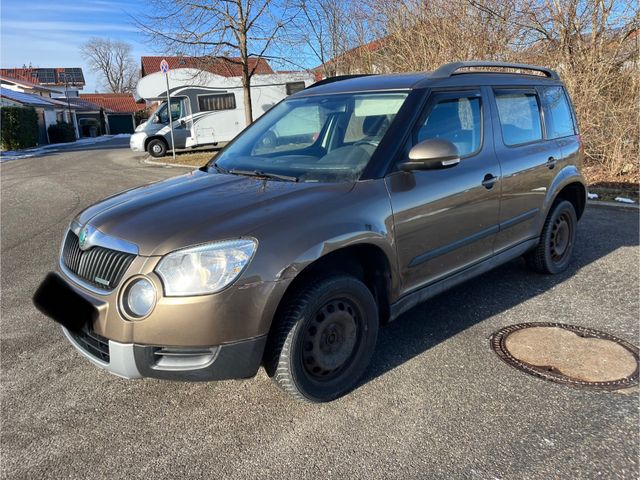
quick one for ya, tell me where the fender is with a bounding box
[541,164,587,227]
[279,227,401,301]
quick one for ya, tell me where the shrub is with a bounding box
[1,106,39,150]
[47,121,76,144]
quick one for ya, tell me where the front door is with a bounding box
[385,88,502,295]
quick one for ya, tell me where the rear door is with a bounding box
[490,88,559,252]
[385,88,502,294]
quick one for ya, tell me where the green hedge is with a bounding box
[1,106,38,150]
[48,122,76,144]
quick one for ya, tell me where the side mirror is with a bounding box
[399,139,460,171]
[179,119,186,128]
[153,114,161,124]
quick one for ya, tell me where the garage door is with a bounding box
[107,114,135,134]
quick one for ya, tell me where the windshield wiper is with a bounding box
[211,161,229,174]
[228,168,299,182]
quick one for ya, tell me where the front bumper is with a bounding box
[129,132,146,152]
[63,326,267,381]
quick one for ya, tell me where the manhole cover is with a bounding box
[490,323,639,390]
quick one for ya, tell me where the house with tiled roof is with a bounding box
[140,56,274,78]
[313,39,387,80]
[67,93,147,136]
[0,67,85,98]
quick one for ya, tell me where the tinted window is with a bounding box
[286,82,306,95]
[198,93,236,112]
[495,91,542,146]
[542,87,575,138]
[416,95,482,157]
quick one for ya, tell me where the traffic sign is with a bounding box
[160,59,169,74]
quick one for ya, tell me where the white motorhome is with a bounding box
[130,68,315,157]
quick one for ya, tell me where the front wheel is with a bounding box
[147,138,167,158]
[266,275,379,402]
[525,200,577,274]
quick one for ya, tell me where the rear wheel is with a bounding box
[266,275,379,402]
[525,200,577,274]
[147,138,167,158]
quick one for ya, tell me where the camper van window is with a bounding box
[156,99,183,124]
[286,82,306,95]
[198,93,236,112]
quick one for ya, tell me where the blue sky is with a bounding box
[1,0,152,92]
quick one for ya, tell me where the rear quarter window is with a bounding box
[542,86,576,139]
[494,91,543,146]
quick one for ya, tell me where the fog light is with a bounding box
[123,277,156,318]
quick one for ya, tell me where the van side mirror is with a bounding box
[179,119,186,128]
[153,114,161,124]
[399,139,460,171]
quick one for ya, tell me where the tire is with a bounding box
[147,138,167,158]
[265,275,379,403]
[525,200,577,274]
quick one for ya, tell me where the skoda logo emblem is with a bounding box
[79,227,89,250]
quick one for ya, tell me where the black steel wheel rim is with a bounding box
[550,212,573,262]
[301,297,362,381]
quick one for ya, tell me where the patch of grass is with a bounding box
[153,150,217,167]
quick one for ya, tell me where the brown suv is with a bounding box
[34,62,586,402]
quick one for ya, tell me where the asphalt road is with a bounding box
[1,138,638,479]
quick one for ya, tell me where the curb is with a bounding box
[143,158,198,169]
[587,200,639,211]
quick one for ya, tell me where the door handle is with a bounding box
[547,156,557,169]
[482,174,498,189]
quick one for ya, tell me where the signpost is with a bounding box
[160,59,177,162]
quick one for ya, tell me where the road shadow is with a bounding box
[362,207,640,385]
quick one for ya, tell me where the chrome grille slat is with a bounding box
[61,230,135,291]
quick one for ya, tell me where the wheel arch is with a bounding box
[144,135,168,152]
[274,243,395,326]
[543,166,587,223]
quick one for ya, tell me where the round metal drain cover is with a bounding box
[491,323,639,390]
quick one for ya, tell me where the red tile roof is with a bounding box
[0,67,85,87]
[79,93,146,113]
[140,56,274,77]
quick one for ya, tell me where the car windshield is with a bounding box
[210,92,408,182]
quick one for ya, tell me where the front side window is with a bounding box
[213,92,408,182]
[542,86,575,139]
[198,93,236,112]
[156,99,183,123]
[415,94,482,157]
[494,91,543,146]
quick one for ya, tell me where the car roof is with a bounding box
[295,62,563,97]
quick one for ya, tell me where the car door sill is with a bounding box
[390,238,538,321]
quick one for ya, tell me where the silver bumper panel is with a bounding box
[63,327,142,379]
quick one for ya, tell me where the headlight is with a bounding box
[122,277,156,318]
[156,239,257,296]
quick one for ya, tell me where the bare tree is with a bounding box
[140,0,292,124]
[81,38,139,93]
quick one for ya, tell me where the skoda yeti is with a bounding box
[34,62,586,402]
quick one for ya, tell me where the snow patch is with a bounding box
[0,134,130,163]
[614,197,635,204]
[587,192,599,200]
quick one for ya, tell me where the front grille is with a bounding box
[69,327,110,363]
[61,230,135,290]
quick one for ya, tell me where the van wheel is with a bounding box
[525,200,577,274]
[266,275,378,403]
[147,139,167,158]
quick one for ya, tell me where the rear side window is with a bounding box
[198,93,236,112]
[542,87,575,139]
[416,95,482,157]
[286,82,306,95]
[494,91,542,146]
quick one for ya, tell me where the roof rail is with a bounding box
[430,61,559,80]
[306,74,373,89]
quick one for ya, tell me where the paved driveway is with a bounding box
[1,139,638,479]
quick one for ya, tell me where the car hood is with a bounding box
[76,169,354,256]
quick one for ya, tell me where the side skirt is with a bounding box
[389,238,538,322]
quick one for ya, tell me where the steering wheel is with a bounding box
[353,140,379,148]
